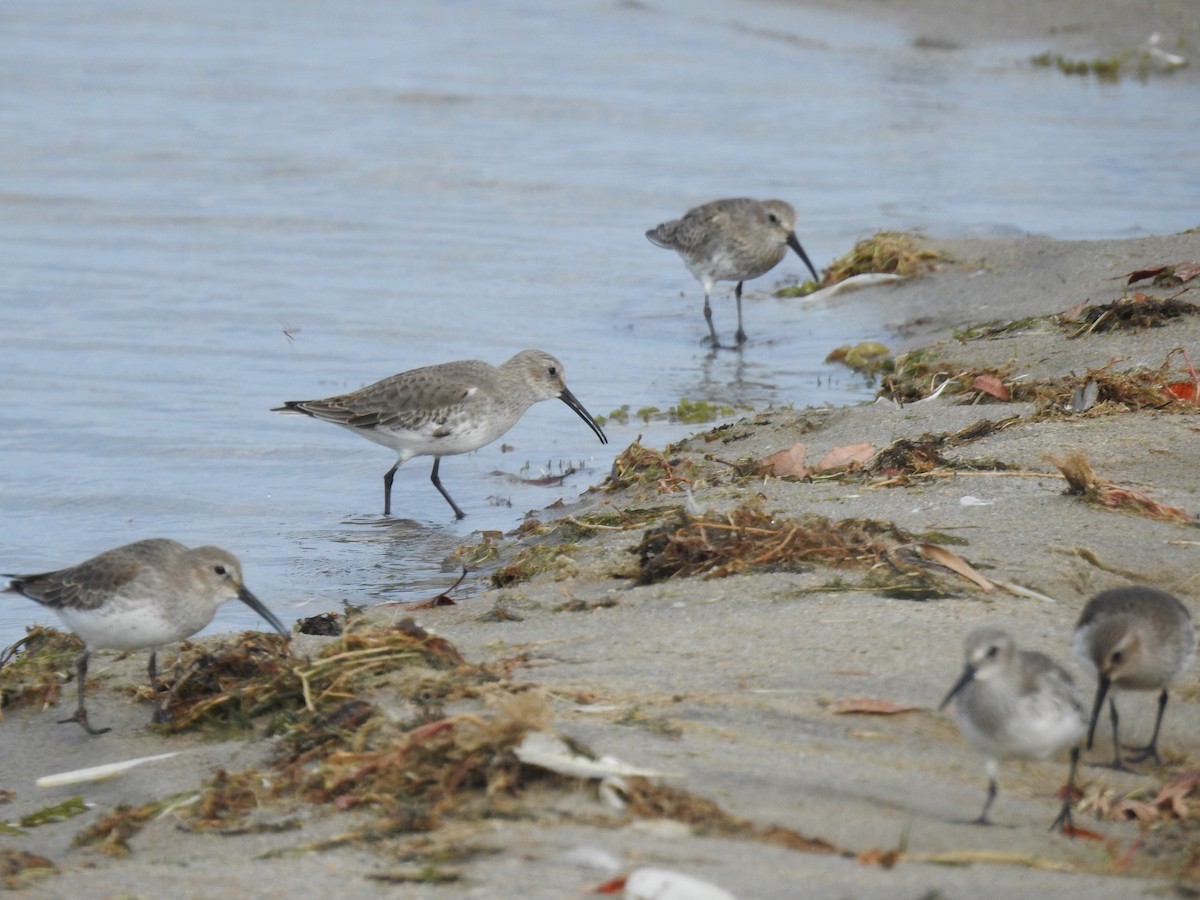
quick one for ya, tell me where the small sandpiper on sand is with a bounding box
[1072,585,1196,769]
[5,538,289,734]
[275,349,607,519]
[940,628,1086,831]
[646,197,820,348]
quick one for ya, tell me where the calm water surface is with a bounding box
[2,0,1197,645]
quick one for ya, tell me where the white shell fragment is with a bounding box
[959,495,994,507]
[513,731,674,780]
[797,272,904,303]
[625,867,739,900]
[36,752,179,788]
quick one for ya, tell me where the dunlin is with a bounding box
[940,628,1086,830]
[274,349,608,519]
[646,198,820,347]
[1072,585,1196,769]
[4,539,289,735]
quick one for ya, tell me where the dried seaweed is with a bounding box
[1046,451,1196,524]
[630,504,911,584]
[0,626,83,715]
[821,231,944,284]
[0,849,57,889]
[1064,294,1198,338]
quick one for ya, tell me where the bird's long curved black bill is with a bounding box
[787,233,820,284]
[1085,675,1111,750]
[559,387,608,445]
[939,665,975,711]
[238,585,290,638]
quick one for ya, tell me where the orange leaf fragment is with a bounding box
[971,374,1010,401]
[830,698,920,716]
[1060,822,1105,841]
[1165,381,1198,401]
[816,443,875,471]
[856,848,902,868]
[759,442,810,478]
[917,543,995,592]
[1154,771,1200,819]
[589,875,627,894]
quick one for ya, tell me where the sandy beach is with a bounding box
[2,1,1199,897]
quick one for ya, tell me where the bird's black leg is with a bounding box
[702,292,722,348]
[734,281,747,345]
[383,463,399,516]
[1050,746,1081,833]
[430,458,466,520]
[1102,696,1131,771]
[1123,689,1168,765]
[59,649,110,735]
[969,778,998,826]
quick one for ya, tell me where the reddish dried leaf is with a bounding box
[1060,822,1106,841]
[1112,799,1158,823]
[971,374,1010,401]
[1126,261,1200,285]
[1176,262,1200,283]
[857,848,901,868]
[830,698,920,716]
[1165,381,1198,401]
[759,443,809,478]
[1125,264,1170,285]
[589,875,627,894]
[917,543,995,592]
[816,443,875,471]
[1154,771,1200,819]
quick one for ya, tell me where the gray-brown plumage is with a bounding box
[274,349,607,519]
[940,628,1086,830]
[646,198,820,347]
[1072,585,1196,769]
[5,539,289,734]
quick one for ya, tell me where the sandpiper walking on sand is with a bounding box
[1072,585,1196,770]
[940,628,1087,831]
[4,539,289,734]
[646,198,820,348]
[275,349,608,519]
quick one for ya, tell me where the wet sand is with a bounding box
[5,236,1198,900]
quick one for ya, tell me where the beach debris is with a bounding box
[758,442,810,478]
[0,849,57,889]
[914,543,994,591]
[513,730,674,781]
[36,753,179,789]
[622,867,739,900]
[3,796,88,832]
[296,612,342,636]
[1122,261,1200,287]
[784,272,904,302]
[630,504,903,584]
[757,442,875,479]
[829,698,920,716]
[1046,451,1196,524]
[1063,293,1198,338]
[819,231,944,285]
[826,341,893,376]
[0,625,83,716]
[603,441,695,495]
[971,374,1010,401]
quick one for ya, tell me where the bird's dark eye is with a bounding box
[1110,650,1123,666]
[214,565,228,576]
[986,645,999,658]
[767,213,780,224]
[548,366,558,376]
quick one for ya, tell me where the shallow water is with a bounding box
[2,0,1197,646]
